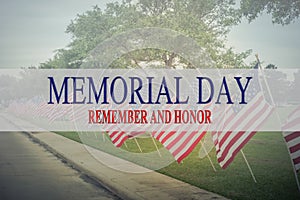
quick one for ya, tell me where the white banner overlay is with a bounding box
[0,68,299,132]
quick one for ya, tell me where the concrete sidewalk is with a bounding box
[2,114,227,200]
[29,132,227,200]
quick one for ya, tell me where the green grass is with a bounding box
[55,131,300,200]
[55,131,82,143]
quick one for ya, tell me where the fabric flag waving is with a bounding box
[152,103,212,163]
[100,103,132,148]
[105,102,150,148]
[108,131,129,147]
[282,105,300,172]
[152,129,207,163]
[213,65,274,169]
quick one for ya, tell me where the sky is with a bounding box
[227,14,300,68]
[0,0,299,69]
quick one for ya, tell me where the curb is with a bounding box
[2,114,228,200]
[23,131,128,200]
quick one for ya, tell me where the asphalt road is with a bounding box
[0,131,120,200]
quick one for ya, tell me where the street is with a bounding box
[0,131,120,200]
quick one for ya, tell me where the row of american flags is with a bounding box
[104,65,299,173]
[5,67,300,173]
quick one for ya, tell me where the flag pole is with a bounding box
[234,62,258,182]
[102,132,106,142]
[255,54,278,118]
[134,137,143,152]
[149,132,162,157]
[124,140,129,149]
[200,140,217,172]
[255,54,276,108]
[241,150,257,183]
[255,54,300,191]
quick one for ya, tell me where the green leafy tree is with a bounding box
[41,0,252,69]
[265,64,277,69]
[240,0,300,25]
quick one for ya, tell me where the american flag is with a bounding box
[150,80,221,163]
[53,94,77,121]
[282,106,300,172]
[152,128,207,163]
[105,76,158,148]
[93,102,126,147]
[213,66,274,169]
[108,130,129,147]
[103,102,149,148]
[152,102,212,163]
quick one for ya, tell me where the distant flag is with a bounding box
[102,101,149,148]
[105,85,158,148]
[152,129,207,163]
[152,103,213,163]
[213,64,274,169]
[108,130,129,147]
[282,106,300,172]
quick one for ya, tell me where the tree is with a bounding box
[263,66,290,105]
[240,0,300,25]
[41,0,251,69]
[265,64,277,69]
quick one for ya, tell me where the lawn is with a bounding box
[55,131,300,200]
